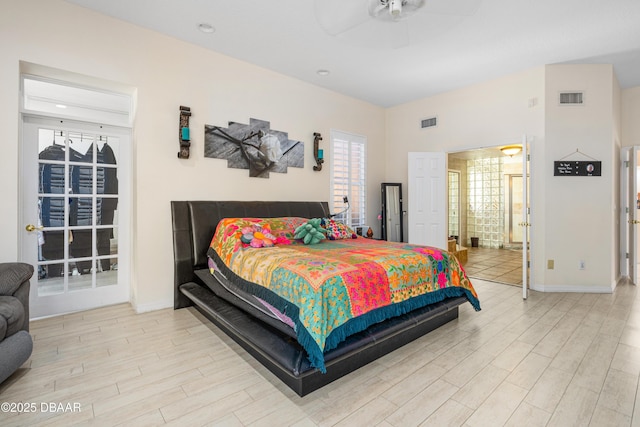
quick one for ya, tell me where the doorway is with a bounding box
[448,147,528,287]
[20,75,132,318]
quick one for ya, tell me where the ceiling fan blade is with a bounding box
[421,0,482,16]
[368,0,427,23]
[368,3,387,18]
[403,0,426,14]
[314,0,371,36]
[315,0,480,50]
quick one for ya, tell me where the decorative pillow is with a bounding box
[211,217,306,258]
[239,224,277,248]
[321,218,357,240]
[294,218,327,245]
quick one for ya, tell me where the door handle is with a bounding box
[25,224,43,232]
[629,220,640,225]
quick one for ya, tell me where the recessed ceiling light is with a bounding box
[55,104,67,109]
[198,23,215,34]
[317,69,330,76]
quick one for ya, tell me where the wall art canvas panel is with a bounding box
[204,118,304,178]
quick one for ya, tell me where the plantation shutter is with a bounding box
[330,130,366,228]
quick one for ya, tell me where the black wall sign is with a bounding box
[554,161,601,176]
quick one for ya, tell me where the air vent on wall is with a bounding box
[559,91,584,105]
[421,116,437,129]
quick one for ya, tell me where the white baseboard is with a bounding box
[530,283,613,293]
[132,298,173,314]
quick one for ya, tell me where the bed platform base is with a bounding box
[172,200,467,397]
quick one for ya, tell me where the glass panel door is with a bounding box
[509,175,523,244]
[23,116,129,317]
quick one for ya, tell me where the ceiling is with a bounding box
[449,147,508,160]
[65,0,640,108]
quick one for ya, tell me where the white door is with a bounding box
[623,146,640,284]
[631,147,638,285]
[21,116,130,318]
[408,152,447,249]
[620,148,629,280]
[509,175,524,244]
[521,136,530,299]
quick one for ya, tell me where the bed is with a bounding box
[172,200,479,396]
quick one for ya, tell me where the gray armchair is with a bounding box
[0,262,33,384]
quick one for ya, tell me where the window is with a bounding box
[330,130,366,227]
[22,76,133,127]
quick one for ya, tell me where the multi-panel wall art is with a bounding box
[204,118,304,178]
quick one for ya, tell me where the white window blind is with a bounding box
[330,130,366,227]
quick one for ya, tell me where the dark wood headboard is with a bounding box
[171,201,330,309]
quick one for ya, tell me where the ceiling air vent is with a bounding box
[421,116,437,129]
[559,91,584,105]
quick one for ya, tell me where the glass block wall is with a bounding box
[467,157,505,248]
[448,171,460,242]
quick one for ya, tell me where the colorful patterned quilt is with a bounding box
[208,217,480,372]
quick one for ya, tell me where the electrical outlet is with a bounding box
[547,259,554,269]
[579,260,585,270]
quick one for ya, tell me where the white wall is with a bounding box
[622,86,640,146]
[0,0,385,312]
[543,64,617,291]
[387,63,623,291]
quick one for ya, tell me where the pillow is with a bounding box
[211,217,306,257]
[239,224,277,248]
[321,218,357,240]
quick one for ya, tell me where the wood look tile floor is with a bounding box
[2,279,640,426]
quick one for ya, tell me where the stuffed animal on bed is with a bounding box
[294,218,327,245]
